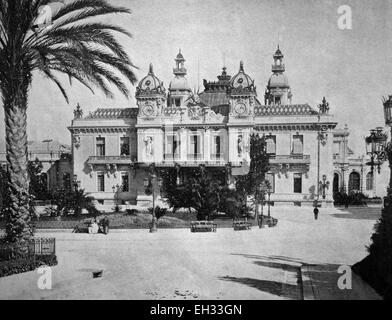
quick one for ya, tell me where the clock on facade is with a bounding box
[234,103,246,115]
[142,104,155,117]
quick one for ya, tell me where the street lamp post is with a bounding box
[144,164,162,233]
[319,174,330,200]
[267,186,272,218]
[365,127,387,174]
[316,97,329,206]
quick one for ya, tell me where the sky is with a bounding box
[1,0,392,154]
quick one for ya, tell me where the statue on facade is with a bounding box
[144,136,153,158]
[237,135,244,157]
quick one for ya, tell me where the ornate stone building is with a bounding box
[332,125,388,198]
[69,48,338,211]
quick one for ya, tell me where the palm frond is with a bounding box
[52,0,130,21]
[52,6,132,30]
[41,68,69,103]
[36,24,133,62]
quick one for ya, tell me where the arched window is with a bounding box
[333,173,340,194]
[348,172,360,192]
[366,172,374,191]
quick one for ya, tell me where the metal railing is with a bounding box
[87,156,134,164]
[269,154,311,163]
[0,238,56,260]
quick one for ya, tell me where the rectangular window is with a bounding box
[175,98,181,107]
[97,172,105,192]
[121,173,129,192]
[293,173,302,193]
[120,137,130,156]
[212,135,221,159]
[292,135,303,155]
[188,134,201,160]
[266,136,276,155]
[165,134,180,160]
[96,137,105,156]
[266,173,275,193]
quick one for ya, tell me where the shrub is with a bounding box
[148,206,168,220]
[362,204,392,298]
[125,209,138,216]
[52,188,99,216]
[0,255,57,278]
[333,190,368,206]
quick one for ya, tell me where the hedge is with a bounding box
[0,255,57,278]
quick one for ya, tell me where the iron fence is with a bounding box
[0,238,56,261]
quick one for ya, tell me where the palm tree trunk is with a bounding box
[3,85,32,242]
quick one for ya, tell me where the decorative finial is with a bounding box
[319,96,329,114]
[149,63,154,74]
[240,61,244,72]
[73,103,83,119]
[222,66,227,76]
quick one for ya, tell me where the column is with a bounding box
[204,127,211,162]
[179,128,187,161]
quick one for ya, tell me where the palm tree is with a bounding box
[0,0,137,242]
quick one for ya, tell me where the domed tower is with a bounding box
[229,61,257,117]
[168,49,192,107]
[265,46,292,105]
[136,63,166,118]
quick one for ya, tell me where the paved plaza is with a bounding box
[0,206,382,300]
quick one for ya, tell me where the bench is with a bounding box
[190,221,217,233]
[233,220,252,231]
[259,216,278,228]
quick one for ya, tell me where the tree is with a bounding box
[190,166,222,220]
[160,166,223,220]
[0,164,9,218]
[28,158,49,200]
[235,133,270,218]
[0,0,137,242]
[51,187,99,216]
[160,168,193,214]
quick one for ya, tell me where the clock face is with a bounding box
[234,103,246,115]
[142,104,154,117]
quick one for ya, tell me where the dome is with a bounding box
[268,73,289,88]
[230,61,254,89]
[169,76,191,91]
[137,64,165,92]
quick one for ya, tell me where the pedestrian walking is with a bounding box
[313,207,319,220]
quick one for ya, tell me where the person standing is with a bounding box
[313,207,319,220]
[102,215,109,235]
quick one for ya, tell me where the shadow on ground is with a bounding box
[332,207,381,221]
[219,276,300,299]
[219,254,304,299]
